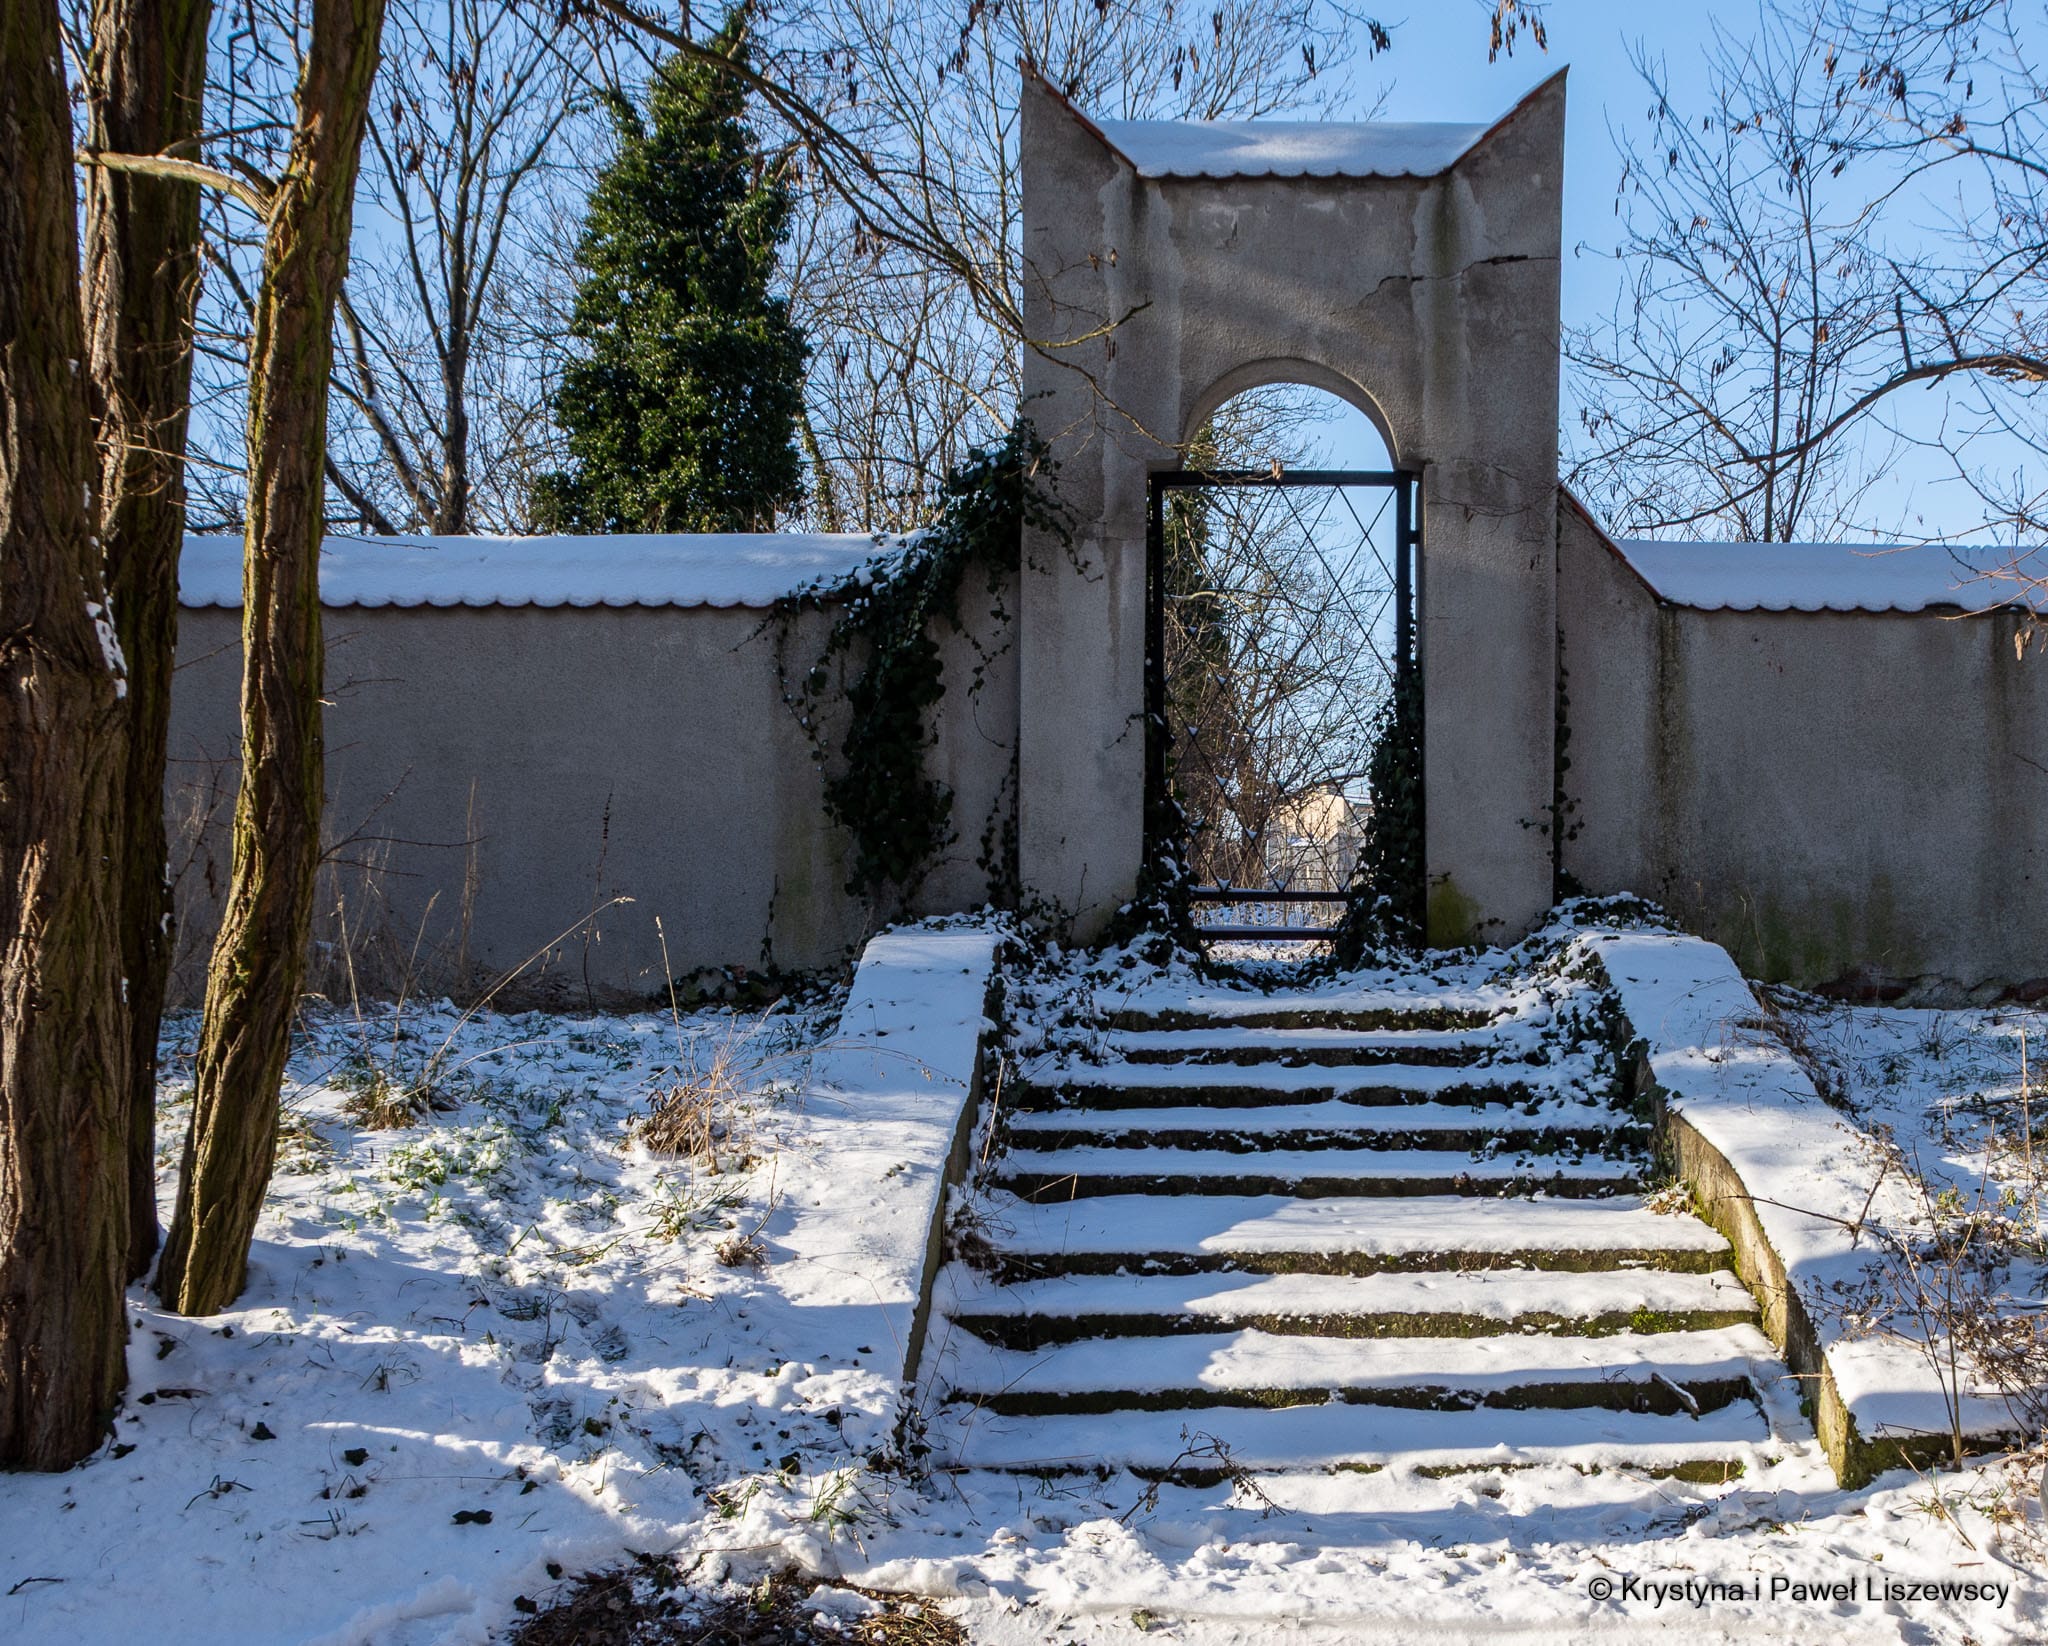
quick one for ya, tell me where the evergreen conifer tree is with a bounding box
[538,6,806,531]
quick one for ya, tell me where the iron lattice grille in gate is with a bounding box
[1145,467,1420,941]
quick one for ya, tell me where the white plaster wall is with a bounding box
[1559,500,2048,995]
[165,589,1019,1006]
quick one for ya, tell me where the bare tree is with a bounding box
[158,0,387,1317]
[328,0,581,533]
[1834,0,2048,536]
[1569,0,2048,544]
[80,0,214,1281]
[0,0,132,1467]
[773,0,1377,528]
[1567,6,1903,540]
[1162,390,1392,894]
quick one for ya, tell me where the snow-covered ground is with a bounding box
[0,933,2043,1646]
[1774,992,2048,1437]
[0,985,964,1645]
[1775,993,2048,1252]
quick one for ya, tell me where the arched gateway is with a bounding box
[1017,68,1566,945]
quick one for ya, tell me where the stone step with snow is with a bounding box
[1106,1003,1505,1033]
[1005,1095,1628,1135]
[1102,979,1519,1032]
[941,1324,1783,1416]
[926,1397,1777,1479]
[928,946,1811,1486]
[1002,1096,1647,1155]
[1014,1060,1586,1109]
[992,1141,1644,1199]
[963,1192,1733,1276]
[1104,1024,1529,1068]
[935,1266,1759,1348]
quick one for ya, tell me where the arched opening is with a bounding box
[1146,382,1423,941]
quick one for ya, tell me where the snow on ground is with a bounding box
[0,972,980,1646]
[2,927,2045,1645]
[1773,992,2048,1426]
[1774,994,2048,1248]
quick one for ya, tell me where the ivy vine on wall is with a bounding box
[781,423,1071,902]
[1330,668,1426,964]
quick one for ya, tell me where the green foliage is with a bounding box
[1331,668,1425,963]
[787,423,1070,900]
[536,6,807,531]
[1552,626,1585,901]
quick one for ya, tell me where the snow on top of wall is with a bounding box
[1093,117,1490,179]
[179,531,909,610]
[1614,536,2048,614]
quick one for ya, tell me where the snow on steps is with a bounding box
[935,1266,1759,1346]
[924,959,1810,1486]
[993,1142,1644,1199]
[1104,1023,1531,1066]
[1003,1094,1636,1140]
[929,1396,1776,1480]
[943,1323,1782,1410]
[1017,1058,1587,1106]
[1100,979,1515,1030]
[970,1190,1734,1274]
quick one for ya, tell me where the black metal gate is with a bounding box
[1145,467,1420,943]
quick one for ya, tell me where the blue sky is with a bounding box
[1302,1,1980,534]
[1371,0,1723,282]
[1291,2,1723,482]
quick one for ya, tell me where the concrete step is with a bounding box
[1106,1025,1523,1068]
[992,1142,1644,1200]
[942,1324,1781,1417]
[1106,1003,1506,1034]
[1102,982,1515,1034]
[1002,1096,1646,1156]
[959,1192,1733,1278]
[928,1460,1796,1527]
[1013,1062,1575,1111]
[925,1397,1774,1480]
[936,1265,1759,1349]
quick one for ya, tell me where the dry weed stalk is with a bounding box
[639,1016,765,1164]
[636,917,850,1166]
[340,895,634,1131]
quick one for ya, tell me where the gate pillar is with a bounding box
[1017,68,1565,945]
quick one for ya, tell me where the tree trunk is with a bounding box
[0,0,133,1467]
[83,0,213,1283]
[156,0,386,1317]
[436,325,470,534]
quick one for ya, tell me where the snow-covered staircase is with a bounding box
[920,965,1808,1486]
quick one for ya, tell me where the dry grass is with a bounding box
[716,1231,767,1268]
[638,1018,763,1165]
[339,1068,437,1131]
[502,1563,964,1646]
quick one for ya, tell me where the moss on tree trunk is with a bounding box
[156,0,386,1318]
